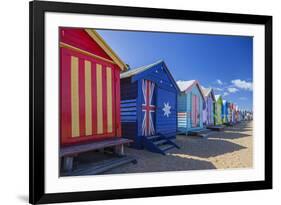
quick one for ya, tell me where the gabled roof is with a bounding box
[215,95,223,102]
[120,60,163,79]
[85,29,128,71]
[202,87,211,96]
[202,87,215,101]
[120,60,180,92]
[176,80,205,99]
[177,80,195,92]
[223,100,230,107]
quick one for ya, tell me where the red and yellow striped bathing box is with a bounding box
[60,28,127,145]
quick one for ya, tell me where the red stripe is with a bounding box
[60,45,119,144]
[194,96,196,126]
[192,95,196,127]
[146,80,150,135]
[60,48,72,143]
[102,65,108,134]
[194,95,197,126]
[195,96,198,125]
[114,67,121,137]
[91,63,97,135]
[78,59,85,137]
[191,95,193,126]
[195,95,199,126]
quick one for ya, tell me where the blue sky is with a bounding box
[97,29,253,111]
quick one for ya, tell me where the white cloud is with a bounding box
[231,79,253,91]
[223,92,229,97]
[214,87,223,91]
[216,79,223,85]
[227,87,239,93]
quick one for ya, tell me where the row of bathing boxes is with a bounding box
[59,28,251,174]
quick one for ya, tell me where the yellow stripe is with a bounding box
[84,29,127,71]
[96,64,103,134]
[85,60,92,136]
[106,67,113,133]
[71,56,80,137]
[60,42,116,65]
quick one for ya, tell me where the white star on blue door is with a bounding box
[162,102,171,117]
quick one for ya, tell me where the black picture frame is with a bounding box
[29,0,272,204]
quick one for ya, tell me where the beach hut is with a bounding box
[242,110,250,121]
[120,60,180,154]
[202,87,215,126]
[214,95,223,125]
[235,105,240,122]
[231,103,237,124]
[245,111,253,121]
[238,109,243,122]
[227,102,234,125]
[177,80,207,136]
[222,100,229,124]
[59,28,136,172]
[240,109,244,122]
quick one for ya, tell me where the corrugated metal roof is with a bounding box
[202,87,212,97]
[215,95,222,101]
[120,60,163,79]
[176,80,195,92]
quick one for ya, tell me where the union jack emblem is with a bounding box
[141,80,155,136]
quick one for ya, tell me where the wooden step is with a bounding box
[146,135,161,141]
[66,156,137,176]
[142,134,179,155]
[153,139,168,146]
[159,144,175,152]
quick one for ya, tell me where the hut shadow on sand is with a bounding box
[228,128,252,132]
[173,136,247,158]
[206,131,251,140]
[62,146,216,175]
[104,153,216,174]
[207,121,253,140]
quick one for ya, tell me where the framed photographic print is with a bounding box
[29,0,272,204]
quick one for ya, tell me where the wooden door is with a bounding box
[192,94,200,127]
[156,88,177,138]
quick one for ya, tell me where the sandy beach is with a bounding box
[105,121,253,174]
[62,121,253,176]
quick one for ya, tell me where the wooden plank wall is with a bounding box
[120,77,138,141]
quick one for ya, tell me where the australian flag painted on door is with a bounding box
[141,80,156,136]
[120,60,180,148]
